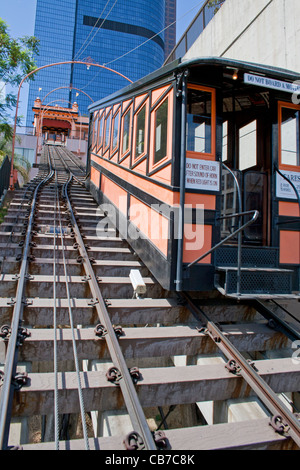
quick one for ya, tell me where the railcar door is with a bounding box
[221,89,271,246]
[276,101,300,269]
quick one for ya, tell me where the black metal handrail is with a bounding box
[186,209,259,269]
[186,162,259,296]
[164,0,226,64]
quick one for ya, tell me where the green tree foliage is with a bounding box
[0,135,31,184]
[208,0,225,14]
[0,17,39,141]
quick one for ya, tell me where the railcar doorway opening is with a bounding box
[220,86,271,246]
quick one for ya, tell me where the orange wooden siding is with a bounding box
[101,174,127,215]
[279,201,300,217]
[183,224,212,264]
[185,193,216,210]
[90,166,100,188]
[92,156,179,206]
[129,195,169,256]
[280,231,300,264]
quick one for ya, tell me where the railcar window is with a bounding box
[239,120,257,170]
[154,97,168,165]
[187,89,212,154]
[135,105,146,158]
[281,107,299,166]
[222,121,228,162]
[122,108,131,155]
[92,113,98,149]
[97,114,103,149]
[112,111,120,151]
[104,112,112,150]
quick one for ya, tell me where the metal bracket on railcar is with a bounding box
[175,69,189,98]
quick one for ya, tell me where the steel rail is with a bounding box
[182,293,300,448]
[45,145,61,449]
[50,145,85,177]
[0,164,54,449]
[57,173,90,450]
[3,173,45,253]
[52,165,60,450]
[0,179,39,277]
[60,148,85,174]
[49,145,90,448]
[62,173,156,450]
[249,299,300,343]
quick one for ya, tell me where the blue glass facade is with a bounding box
[26,0,170,126]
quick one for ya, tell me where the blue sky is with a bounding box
[1,0,205,39]
[1,0,205,121]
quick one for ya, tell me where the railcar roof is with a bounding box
[88,56,300,113]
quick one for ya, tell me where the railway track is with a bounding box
[0,144,299,451]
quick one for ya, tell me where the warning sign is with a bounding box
[185,158,220,192]
[276,170,300,200]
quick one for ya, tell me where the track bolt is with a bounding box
[123,431,144,451]
[153,430,168,449]
[12,372,29,390]
[129,367,141,384]
[0,325,11,340]
[94,324,107,337]
[106,367,122,384]
[113,325,124,338]
[269,415,289,435]
[225,359,240,375]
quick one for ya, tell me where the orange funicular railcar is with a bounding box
[87,58,300,299]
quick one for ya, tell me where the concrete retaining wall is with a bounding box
[184,0,300,73]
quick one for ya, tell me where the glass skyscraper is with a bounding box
[26,0,176,126]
